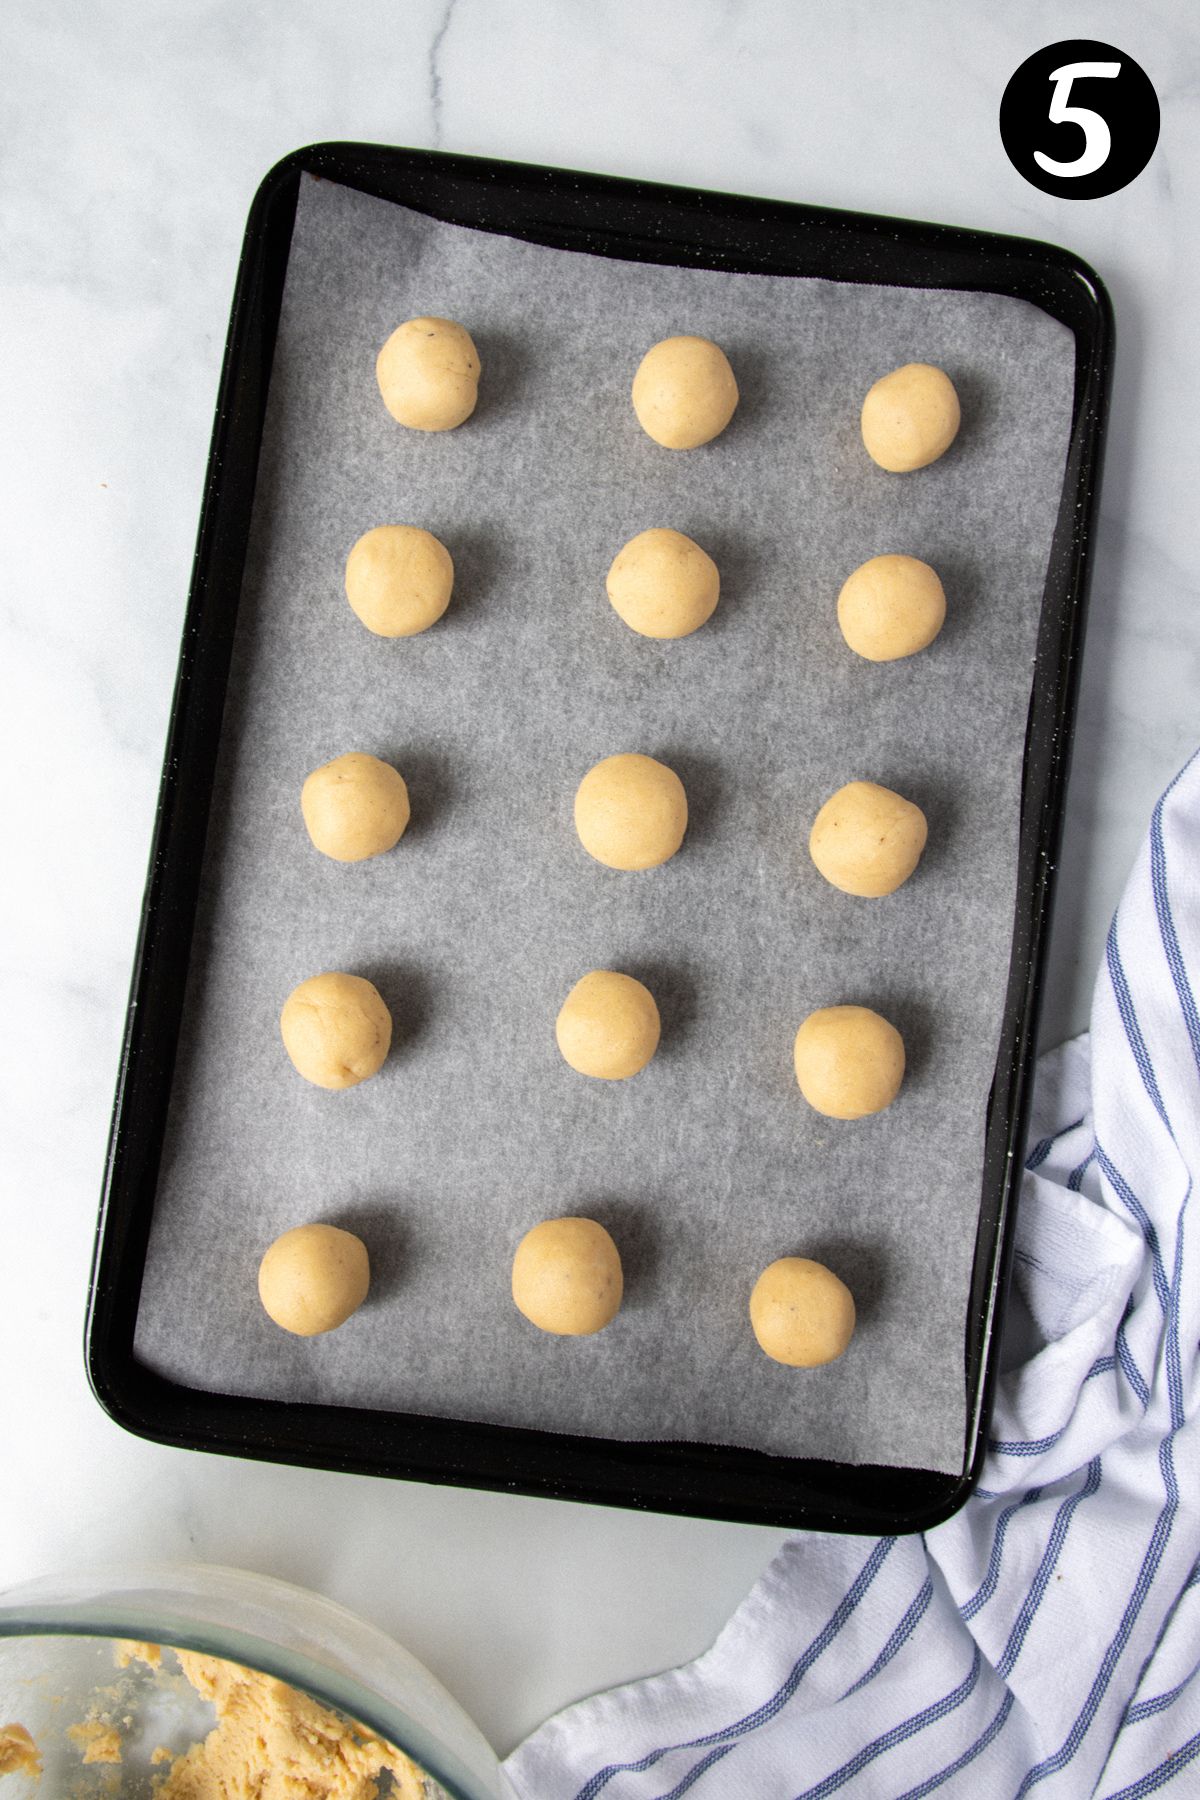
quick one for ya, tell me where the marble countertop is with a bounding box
[3,0,1197,1761]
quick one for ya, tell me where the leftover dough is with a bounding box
[837,554,946,662]
[809,779,928,897]
[511,1217,624,1335]
[860,361,960,472]
[35,1643,432,1799]
[605,527,720,639]
[750,1257,857,1366]
[0,1724,40,1779]
[556,970,661,1079]
[149,1646,424,1799]
[375,315,480,431]
[631,335,739,449]
[301,752,411,862]
[67,1718,122,1764]
[793,1004,905,1119]
[574,752,688,870]
[344,525,453,638]
[258,1223,371,1336]
[280,972,392,1090]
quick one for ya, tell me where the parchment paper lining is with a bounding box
[133,177,1075,1475]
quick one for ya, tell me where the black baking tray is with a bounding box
[85,142,1112,1533]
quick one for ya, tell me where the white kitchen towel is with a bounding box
[503,748,1200,1800]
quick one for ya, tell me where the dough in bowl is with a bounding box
[511,1217,623,1335]
[750,1257,856,1366]
[0,1726,39,1779]
[606,528,720,639]
[631,335,739,449]
[860,361,960,472]
[280,972,392,1090]
[793,1004,905,1119]
[375,315,480,430]
[837,554,946,662]
[809,779,928,897]
[258,1223,370,1336]
[574,753,688,870]
[344,525,453,637]
[556,970,661,1079]
[301,753,410,862]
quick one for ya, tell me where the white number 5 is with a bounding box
[1034,61,1122,176]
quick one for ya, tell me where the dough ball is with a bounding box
[631,335,738,449]
[860,362,960,472]
[280,972,392,1090]
[301,753,410,862]
[556,970,661,1080]
[375,316,480,431]
[750,1257,856,1366]
[793,1004,905,1120]
[809,780,927,898]
[574,753,688,871]
[606,528,720,639]
[511,1217,623,1336]
[837,554,946,662]
[344,525,453,638]
[258,1223,370,1336]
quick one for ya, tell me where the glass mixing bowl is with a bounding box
[0,1561,503,1798]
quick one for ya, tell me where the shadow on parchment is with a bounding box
[325,1200,410,1311]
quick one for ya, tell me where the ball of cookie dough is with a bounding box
[809,780,928,898]
[574,753,688,871]
[376,316,481,431]
[837,554,946,662]
[344,525,453,638]
[606,528,720,639]
[556,970,661,1080]
[631,335,739,449]
[750,1257,856,1366]
[280,972,392,1091]
[793,1004,905,1120]
[301,753,411,863]
[258,1223,371,1337]
[861,362,960,473]
[511,1217,623,1336]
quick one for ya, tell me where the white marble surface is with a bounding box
[2,0,1198,1761]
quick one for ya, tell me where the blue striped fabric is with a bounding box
[1126,1662,1200,1727]
[841,1577,933,1698]
[503,751,1200,1799]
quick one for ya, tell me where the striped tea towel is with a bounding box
[503,749,1200,1799]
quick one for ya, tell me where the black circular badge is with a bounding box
[1000,41,1159,199]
